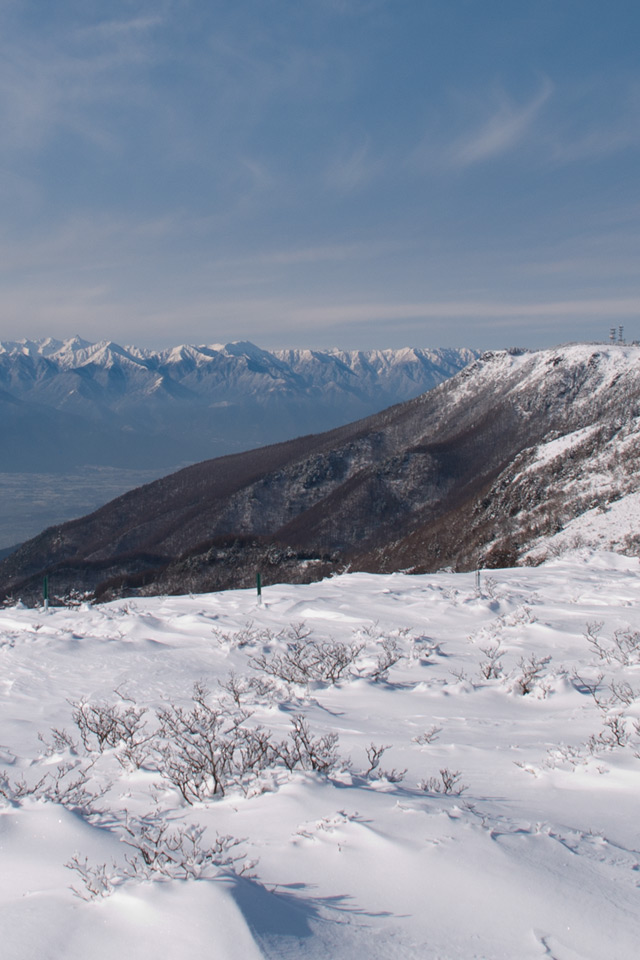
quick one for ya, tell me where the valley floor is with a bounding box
[0,467,175,549]
[1,551,639,959]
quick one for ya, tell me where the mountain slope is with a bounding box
[3,343,640,603]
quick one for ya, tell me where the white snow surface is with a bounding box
[529,491,640,559]
[523,425,602,471]
[2,553,640,959]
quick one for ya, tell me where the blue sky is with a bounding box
[0,0,638,349]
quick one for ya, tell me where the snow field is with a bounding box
[1,552,640,958]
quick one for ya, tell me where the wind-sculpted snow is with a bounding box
[1,552,640,958]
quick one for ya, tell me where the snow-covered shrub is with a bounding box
[120,817,250,882]
[584,621,640,666]
[482,576,499,599]
[66,816,251,900]
[360,742,406,782]
[52,590,94,608]
[595,713,630,749]
[52,681,347,808]
[368,637,405,682]
[0,770,47,804]
[511,654,551,696]
[65,856,117,900]
[478,642,504,680]
[418,768,467,796]
[573,668,640,757]
[213,620,278,649]
[542,743,587,770]
[71,698,151,767]
[154,683,276,802]
[0,759,107,815]
[155,686,344,801]
[250,638,364,684]
[363,742,389,776]
[412,726,442,746]
[276,715,340,774]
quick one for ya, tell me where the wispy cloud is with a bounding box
[206,19,353,112]
[212,239,401,269]
[315,0,391,16]
[550,127,636,163]
[409,78,555,174]
[535,76,640,165]
[77,16,165,41]
[324,136,382,193]
[2,282,639,349]
[293,296,640,325]
[0,212,396,279]
[410,74,640,175]
[0,213,170,273]
[449,79,553,167]
[0,12,163,155]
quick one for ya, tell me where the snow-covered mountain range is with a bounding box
[3,341,640,603]
[0,337,477,470]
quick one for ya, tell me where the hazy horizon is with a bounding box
[0,332,633,354]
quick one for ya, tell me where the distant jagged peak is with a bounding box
[154,342,290,372]
[158,343,226,364]
[0,336,481,395]
[0,336,88,358]
[59,334,93,352]
[47,339,150,371]
[324,345,481,369]
[0,335,480,367]
[149,341,291,368]
[40,335,93,357]
[220,340,279,361]
[0,335,132,366]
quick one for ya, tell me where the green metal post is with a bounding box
[43,575,49,611]
[256,571,262,601]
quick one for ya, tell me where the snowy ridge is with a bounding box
[366,342,640,569]
[449,344,640,563]
[1,553,640,958]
